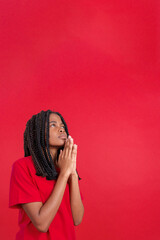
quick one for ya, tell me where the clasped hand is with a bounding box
[57,136,77,178]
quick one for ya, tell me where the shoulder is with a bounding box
[12,156,36,175]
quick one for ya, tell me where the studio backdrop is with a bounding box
[0,1,160,239]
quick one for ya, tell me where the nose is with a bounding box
[59,127,65,133]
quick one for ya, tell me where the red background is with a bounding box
[0,1,160,239]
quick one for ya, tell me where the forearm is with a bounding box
[23,172,69,232]
[38,173,69,231]
[69,173,84,226]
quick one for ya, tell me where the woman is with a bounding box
[9,109,84,240]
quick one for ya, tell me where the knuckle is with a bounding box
[72,151,77,156]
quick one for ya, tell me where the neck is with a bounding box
[49,148,60,172]
[49,148,58,162]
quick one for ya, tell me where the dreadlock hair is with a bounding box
[24,109,81,180]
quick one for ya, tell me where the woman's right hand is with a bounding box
[57,136,77,178]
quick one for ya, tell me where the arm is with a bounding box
[69,173,84,226]
[22,137,74,233]
[68,137,84,225]
[22,172,69,233]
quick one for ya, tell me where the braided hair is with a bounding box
[24,110,70,180]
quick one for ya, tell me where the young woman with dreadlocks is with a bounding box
[9,110,84,240]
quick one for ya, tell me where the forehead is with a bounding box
[49,113,63,123]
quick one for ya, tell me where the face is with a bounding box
[48,113,67,148]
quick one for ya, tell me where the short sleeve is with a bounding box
[9,161,42,209]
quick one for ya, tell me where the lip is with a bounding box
[58,134,67,139]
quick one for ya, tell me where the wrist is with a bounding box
[59,170,70,180]
[69,172,78,180]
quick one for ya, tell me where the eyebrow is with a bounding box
[49,121,64,125]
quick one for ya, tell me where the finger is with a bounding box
[71,144,77,160]
[69,135,74,144]
[59,148,64,158]
[62,138,69,156]
[64,138,69,149]
[68,136,74,156]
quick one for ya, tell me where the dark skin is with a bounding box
[22,113,84,232]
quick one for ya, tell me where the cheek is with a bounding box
[49,130,56,140]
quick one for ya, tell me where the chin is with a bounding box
[50,143,65,148]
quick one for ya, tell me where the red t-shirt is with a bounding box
[9,156,82,240]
